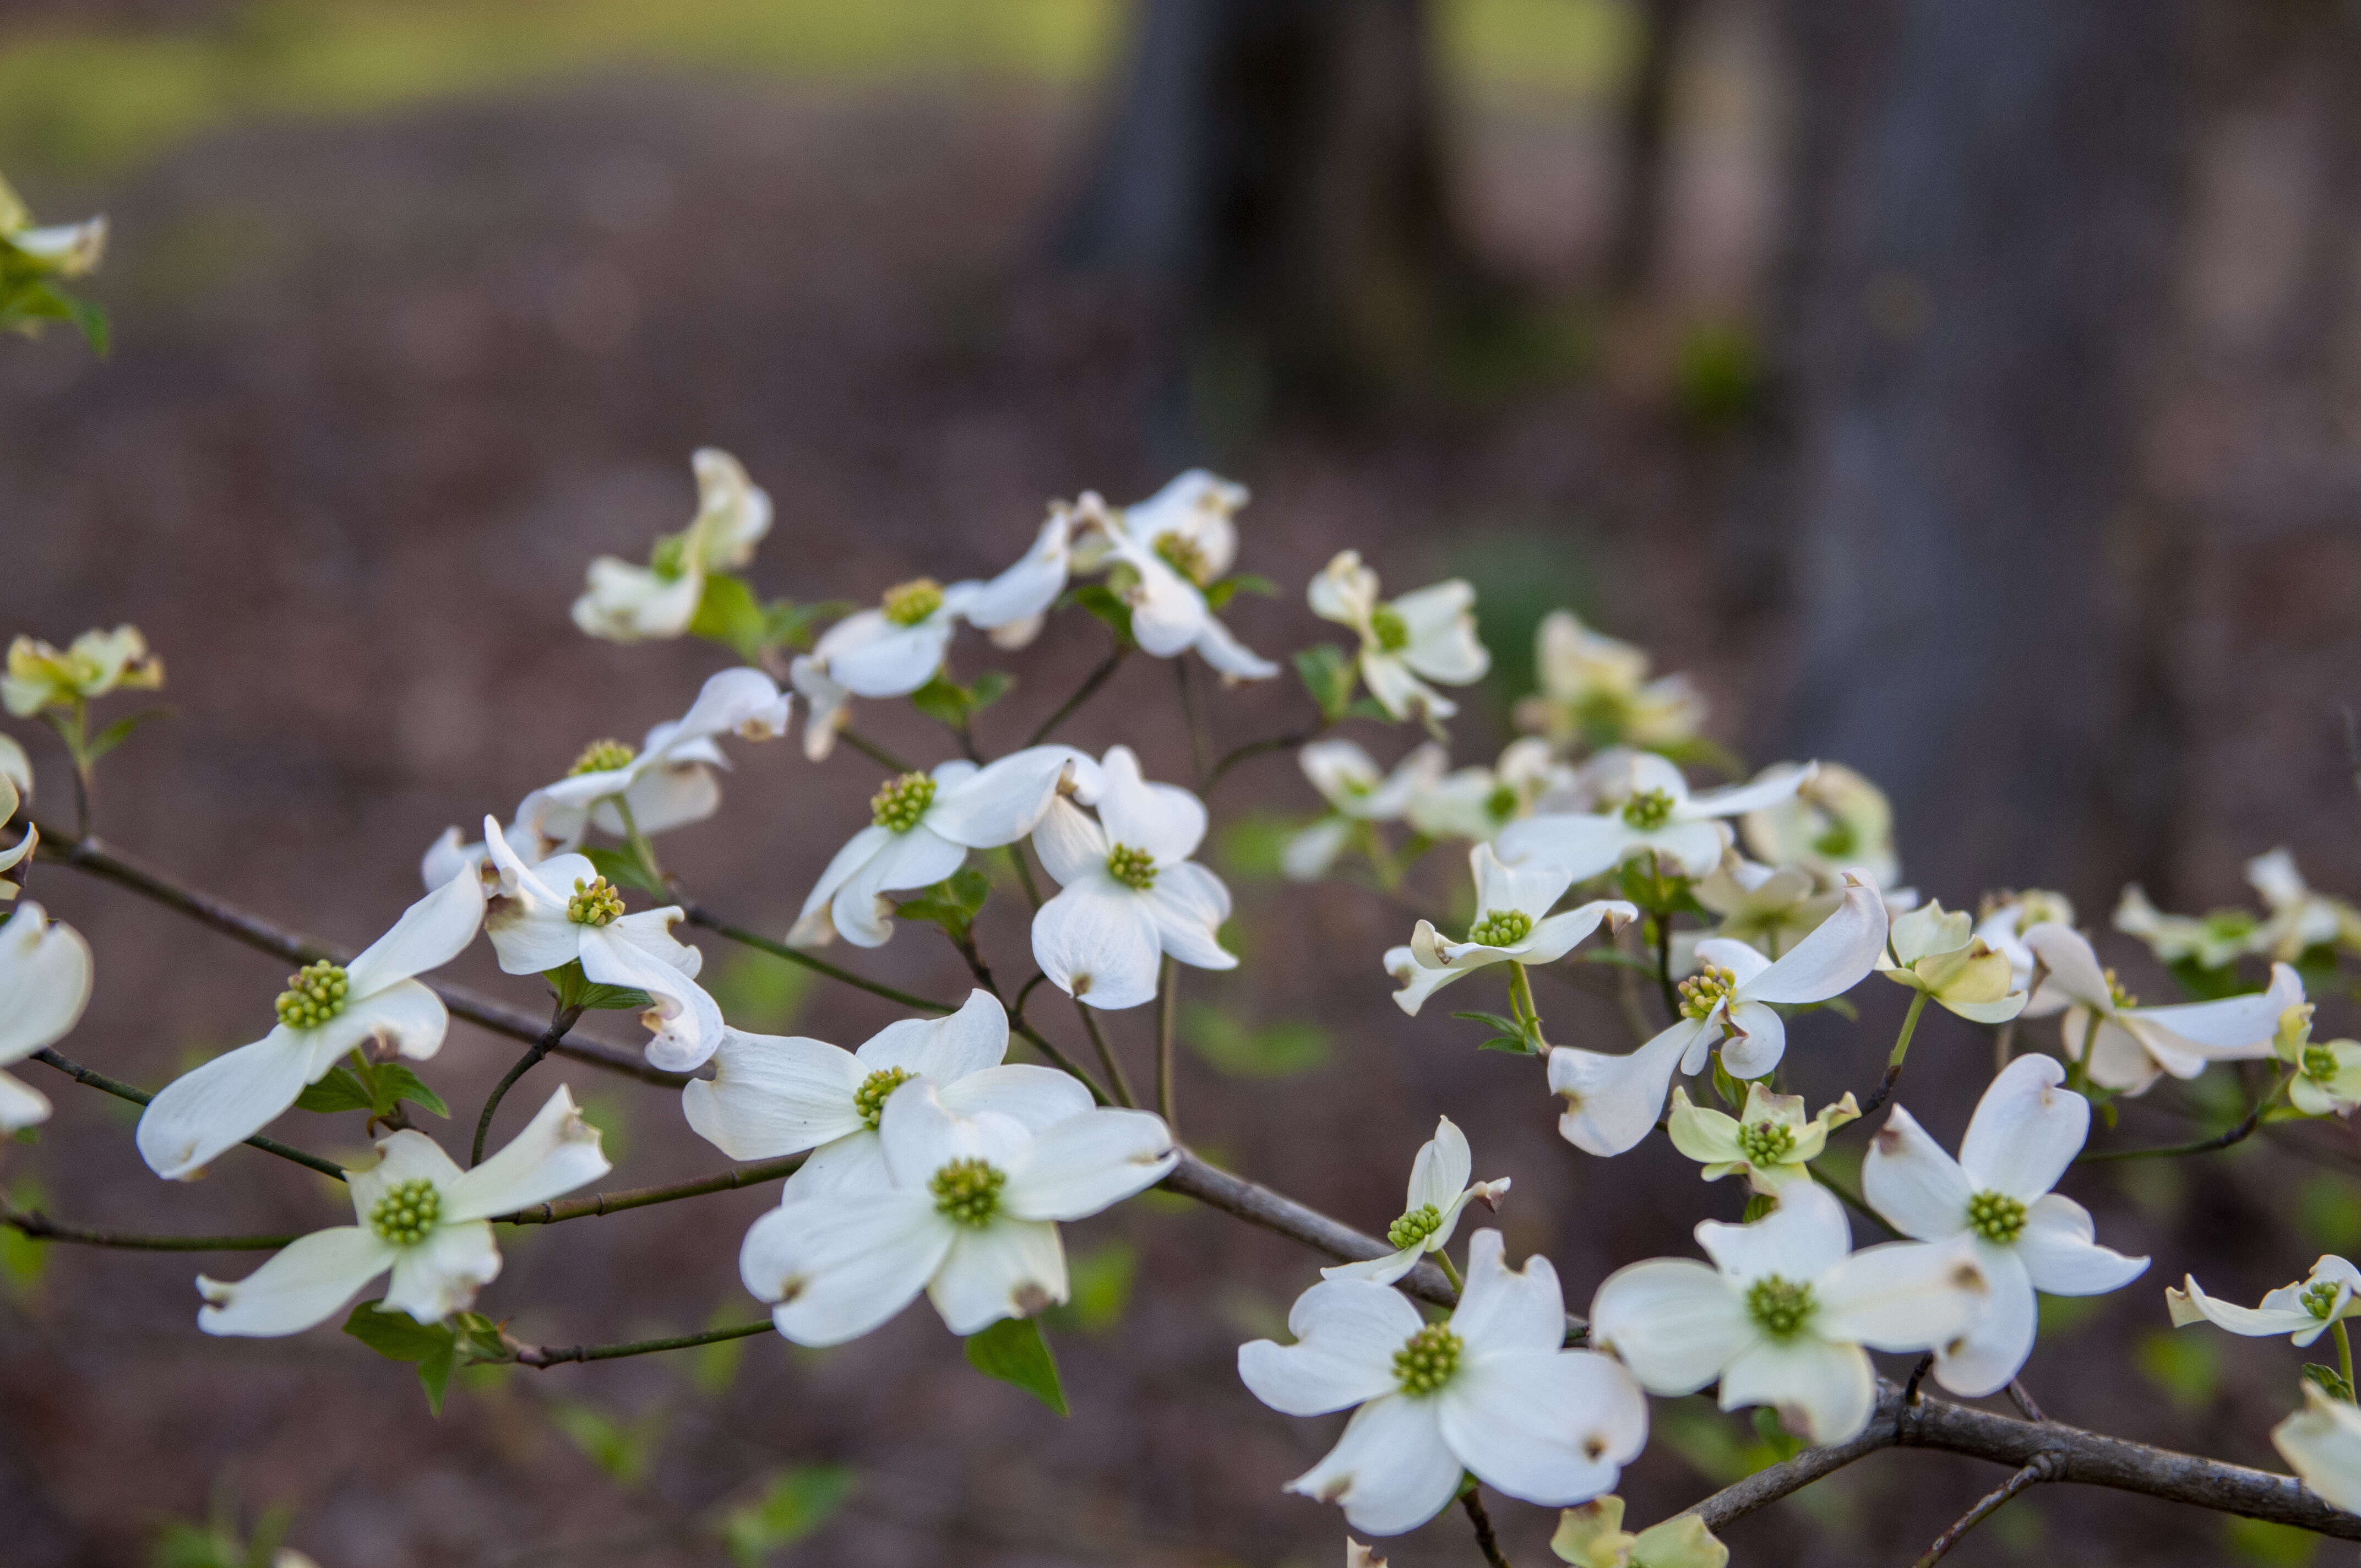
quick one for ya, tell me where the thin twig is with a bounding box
[1008,975,1109,1104]
[1025,646,1127,747]
[1075,998,1138,1107]
[1176,660,1211,783]
[683,906,956,1015]
[1205,729,1315,791]
[1653,915,1678,1019]
[31,1047,347,1181]
[1460,1487,1513,1568]
[2079,1066,2291,1163]
[1005,842,1045,912]
[1155,956,1179,1128]
[509,1319,774,1368]
[837,728,916,774]
[2008,1380,2048,1424]
[472,1000,582,1166]
[1912,1454,2062,1567]
[496,1155,806,1224]
[1,1201,295,1251]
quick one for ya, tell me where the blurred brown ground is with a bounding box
[5,11,2361,1568]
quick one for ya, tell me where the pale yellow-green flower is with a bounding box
[1875,901,2027,1023]
[1666,1082,1858,1195]
[2273,1002,2361,1118]
[2,625,162,717]
[1551,1495,1728,1568]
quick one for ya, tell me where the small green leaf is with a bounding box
[1451,1010,1524,1035]
[342,1299,465,1415]
[2304,1363,2356,1403]
[369,1064,450,1119]
[688,574,769,661]
[1742,1194,1777,1222]
[545,957,653,1012]
[963,1316,1069,1415]
[1202,572,1277,610]
[1292,644,1357,720]
[293,1067,376,1115]
[1476,1036,1531,1054]
[717,1467,856,1567]
[1068,584,1134,644]
[764,597,854,652]
[582,845,667,897]
[81,704,168,763]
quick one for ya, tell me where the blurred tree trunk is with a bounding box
[1768,0,2188,902]
[1060,0,1470,427]
[1609,0,1698,295]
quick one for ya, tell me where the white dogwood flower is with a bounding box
[1667,1084,1858,1195]
[1863,1054,2146,1395]
[2275,1004,2361,1118]
[137,869,487,1181]
[1320,1116,1510,1286]
[961,501,1078,650]
[1549,876,1887,1157]
[683,989,1092,1194]
[0,173,106,278]
[1739,762,1902,894]
[1404,738,1577,843]
[1030,745,1235,1009]
[1079,472,1278,680]
[0,901,93,1131]
[481,820,723,1071]
[2115,850,2357,971]
[2248,848,2359,962]
[572,449,772,642]
[1497,755,1813,884]
[2112,885,2262,971]
[1588,1181,1990,1444]
[1973,890,2075,992]
[2168,1256,2361,1347]
[1551,1497,1728,1568]
[1876,901,2027,1023]
[1241,1229,1648,1537]
[1383,843,1635,1016]
[1691,855,1830,961]
[0,767,34,902]
[1285,740,1444,881]
[3,624,163,717]
[739,1080,1174,1343]
[2276,1384,2361,1513]
[790,746,1092,948]
[1307,551,1489,723]
[196,1086,609,1335]
[1513,611,1705,753]
[2022,924,2297,1095]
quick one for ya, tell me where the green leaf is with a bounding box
[2303,1363,2356,1403]
[764,597,854,652]
[718,1467,856,1567]
[963,1316,1069,1415]
[893,867,993,937]
[1742,1194,1777,1222]
[1184,1004,1331,1079]
[688,573,769,661]
[1068,583,1134,644]
[342,1299,465,1415]
[1292,644,1357,720]
[1202,573,1277,610]
[550,1399,666,1489]
[545,957,653,1012]
[293,1066,376,1115]
[2168,955,2258,1001]
[370,1064,450,1119]
[81,704,168,764]
[1451,1010,1524,1035]
[909,673,1014,728]
[582,845,667,897]
[1476,1035,1531,1054]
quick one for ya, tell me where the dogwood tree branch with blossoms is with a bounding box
[12,449,2361,1567]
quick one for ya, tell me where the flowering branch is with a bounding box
[493,1153,807,1226]
[0,1198,295,1251]
[678,904,955,1016]
[2078,1064,2294,1164]
[507,1319,774,1369]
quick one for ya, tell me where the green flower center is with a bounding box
[1369,605,1412,653]
[2103,967,2138,1010]
[274,961,351,1029]
[1737,1120,1796,1166]
[853,1066,914,1130]
[1152,530,1214,586]
[368,1178,442,1246]
[1105,843,1158,891]
[1745,1275,1815,1340]
[1467,908,1534,949]
[2304,1280,2343,1320]
[1484,782,1521,823]
[929,1157,1007,1227]
[870,771,938,832]
[569,737,638,776]
[1392,1322,1464,1396]
[568,875,626,927]
[1966,1190,2027,1244]
[2305,1044,2341,1083]
[648,531,691,580]
[1387,1202,1444,1251]
[2203,910,2259,942]
[1811,820,1858,859]
[1678,962,1738,1022]
[882,577,945,627]
[1622,788,1675,830]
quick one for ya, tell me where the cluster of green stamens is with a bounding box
[1737,1120,1796,1166]
[1368,605,1411,653]
[1811,819,1859,858]
[368,1178,442,1246]
[1678,962,1738,1022]
[2303,1279,2343,1320]
[871,771,938,832]
[1388,1203,1444,1251]
[1467,908,1533,949]
[929,1157,1007,1227]
[1966,1190,2028,1245]
[1621,788,1675,830]
[568,875,625,927]
[1106,843,1158,890]
[2103,967,2138,1010]
[1152,531,1214,586]
[2305,1044,2342,1082]
[853,1066,915,1130]
[882,577,945,626]
[274,961,351,1028]
[1392,1323,1464,1395]
[1745,1275,1815,1339]
[569,737,638,776]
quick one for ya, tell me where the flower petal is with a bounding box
[1032,878,1162,1010]
[1957,1054,2087,1200]
[826,614,957,698]
[1240,1278,1424,1415]
[311,979,451,1065]
[1030,797,1109,888]
[1739,875,1887,1006]
[197,1227,395,1338]
[345,868,486,999]
[1440,1349,1645,1506]
[1930,1245,2038,1397]
[927,747,1085,848]
[1284,1395,1465,1538]
[2023,924,2112,1011]
[1698,1181,1852,1284]
[1587,1257,1751,1395]
[858,988,1008,1081]
[0,902,91,1063]
[2275,1384,2361,1513]
[2015,1193,2148,1295]
[381,1218,502,1324]
[681,1030,868,1160]
[1861,1105,1973,1242]
[580,922,725,1071]
[2168,1272,2319,1340]
[1814,1237,1992,1352]
[1717,1000,1788,1080]
[1717,1337,1876,1445]
[938,1064,1096,1129]
[1144,861,1237,972]
[446,1085,611,1221]
[1494,814,1639,884]
[1408,1117,1472,1211]
[741,1190,950,1347]
[779,1129,890,1200]
[927,1218,1069,1335]
[1003,1106,1176,1221]
[137,1027,318,1181]
[1284,817,1357,882]
[830,825,969,949]
[878,1080,1029,1189]
[1096,745,1209,863]
[0,1068,51,1132]
[1450,1228,1568,1357]
[1549,1025,1697,1157]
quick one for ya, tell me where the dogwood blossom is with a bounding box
[0,901,92,1131]
[1240,1229,1648,1536]
[2247,848,2360,961]
[0,766,33,901]
[1550,876,1887,1157]
[1875,901,2027,1023]
[1404,739,1576,843]
[1307,551,1488,724]
[196,1086,609,1335]
[1497,755,1813,884]
[0,172,106,278]
[960,501,1077,650]
[1974,890,2075,991]
[1667,1084,1858,1195]
[2275,1003,2361,1117]
[1030,745,1234,1009]
[790,746,1091,947]
[1074,472,1278,680]
[1739,762,1902,895]
[1320,1116,1510,1286]
[682,989,1091,1191]
[481,819,723,1071]
[572,449,771,642]
[1862,1055,2147,1395]
[739,1080,1174,1343]
[1383,843,1635,1016]
[1691,854,1829,961]
[2113,885,2263,971]
[137,869,486,1180]
[1285,740,1444,881]
[1513,611,1705,753]
[2,624,162,717]
[2116,850,2358,970]
[2275,1384,2361,1512]
[1551,1497,1728,1568]
[2022,923,2297,1095]
[1588,1181,1990,1444]
[2167,1256,2361,1347]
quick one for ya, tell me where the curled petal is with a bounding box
[1239,1278,1423,1416]
[1283,1395,1465,1538]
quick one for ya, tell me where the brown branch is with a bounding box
[31,1047,349,1182]
[1025,645,1127,747]
[1,1200,295,1251]
[1913,1453,2061,1567]
[1460,1487,1514,1568]
[494,1154,806,1225]
[679,904,957,1016]
[508,1319,774,1368]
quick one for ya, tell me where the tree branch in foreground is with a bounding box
[508,1319,774,1368]
[32,1047,347,1181]
[1,1200,294,1251]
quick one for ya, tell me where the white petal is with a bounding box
[1391,581,1490,685]
[860,988,1009,1079]
[682,1030,868,1159]
[1494,814,1640,884]
[2023,924,2112,1011]
[1958,1053,2087,1200]
[197,1227,396,1337]
[1682,764,1811,821]
[925,1218,1069,1335]
[345,869,486,998]
[1004,1106,1175,1220]
[445,1085,611,1221]
[1717,999,1788,1080]
[2016,1193,2148,1295]
[962,511,1071,629]
[1307,549,1379,627]
[1717,1337,1876,1445]
[1698,1181,1852,1284]
[1095,745,1208,863]
[1739,875,1887,1006]
[1862,1105,1973,1241]
[666,666,788,745]
[1030,796,1109,889]
[580,923,726,1071]
[1691,938,1775,989]
[2275,1384,2361,1513]
[830,825,970,949]
[1440,1349,1645,1506]
[827,614,957,698]
[1521,901,1637,966]
[793,824,894,944]
[1408,1117,1472,1211]
[1587,1257,1751,1394]
[1931,1245,2038,1397]
[1815,1237,1992,1351]
[1319,1247,1426,1287]
[1284,818,1358,881]
[741,1191,950,1346]
[1242,1277,1424,1415]
[1144,861,1237,972]
[610,763,721,836]
[1645,820,1735,879]
[878,1080,1029,1188]
[312,978,452,1064]
[137,1028,318,1181]
[1124,556,1210,657]
[1450,1228,1568,1356]
[2128,989,2288,1057]
[1032,878,1162,1009]
[1191,606,1281,680]
[779,1129,891,1199]
[381,1219,502,1323]
[938,1064,1096,1129]
[2169,1273,2319,1340]
[0,902,91,1062]
[0,1068,51,1131]
[1549,1025,1696,1157]
[1285,1395,1466,1538]
[927,748,1085,848]
[1361,653,1453,723]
